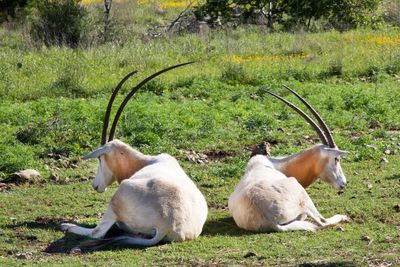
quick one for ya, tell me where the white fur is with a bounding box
[61,140,208,246]
[228,155,348,232]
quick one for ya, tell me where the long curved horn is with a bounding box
[101,70,138,145]
[283,85,336,148]
[266,90,329,146]
[82,146,111,160]
[108,62,195,142]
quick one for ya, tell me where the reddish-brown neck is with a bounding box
[104,147,150,183]
[276,148,328,188]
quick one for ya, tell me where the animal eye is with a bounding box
[335,157,339,163]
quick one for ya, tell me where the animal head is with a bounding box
[267,85,348,190]
[83,140,148,192]
[319,147,348,190]
[82,62,194,192]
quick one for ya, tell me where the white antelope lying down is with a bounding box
[61,63,208,247]
[229,86,349,232]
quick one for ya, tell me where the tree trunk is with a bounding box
[267,1,274,29]
[104,0,112,43]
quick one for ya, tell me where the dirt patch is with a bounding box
[208,202,228,210]
[367,257,397,267]
[35,216,74,225]
[205,150,235,161]
[0,182,15,192]
[44,153,79,170]
[182,150,235,164]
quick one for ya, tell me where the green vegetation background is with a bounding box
[0,1,399,266]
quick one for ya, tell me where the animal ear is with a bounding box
[82,146,111,160]
[323,147,349,156]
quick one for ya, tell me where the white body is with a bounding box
[61,140,208,246]
[228,155,348,232]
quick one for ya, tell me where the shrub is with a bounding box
[0,0,28,22]
[49,67,88,97]
[27,0,87,48]
[0,142,38,176]
[382,0,400,27]
[220,64,261,85]
[141,79,167,96]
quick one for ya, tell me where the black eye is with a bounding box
[335,157,339,163]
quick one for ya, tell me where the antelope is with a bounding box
[61,62,208,247]
[228,86,349,232]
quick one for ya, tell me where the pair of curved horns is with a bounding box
[101,62,195,145]
[266,85,336,148]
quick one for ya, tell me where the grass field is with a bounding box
[0,9,399,266]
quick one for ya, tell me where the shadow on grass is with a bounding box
[385,173,400,180]
[4,218,148,254]
[6,214,254,254]
[5,217,66,232]
[297,262,356,267]
[202,214,256,237]
[43,225,150,254]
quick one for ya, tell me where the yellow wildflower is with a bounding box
[81,0,126,5]
[366,36,400,46]
[160,1,190,8]
[226,52,309,64]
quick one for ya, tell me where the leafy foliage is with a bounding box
[27,0,87,48]
[0,0,28,22]
[195,0,382,30]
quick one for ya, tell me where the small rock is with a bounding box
[10,217,17,224]
[393,204,400,212]
[49,173,59,182]
[15,252,32,259]
[365,144,377,150]
[384,149,391,155]
[13,169,41,183]
[336,226,345,232]
[69,247,82,255]
[0,182,15,192]
[244,252,257,258]
[250,94,259,100]
[361,236,371,242]
[380,157,389,163]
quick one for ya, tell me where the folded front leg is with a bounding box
[61,205,116,239]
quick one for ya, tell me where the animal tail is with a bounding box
[77,228,166,251]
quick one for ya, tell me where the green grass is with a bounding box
[0,156,399,266]
[0,16,400,266]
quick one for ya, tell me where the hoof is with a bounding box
[60,223,74,232]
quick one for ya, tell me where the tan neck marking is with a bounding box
[280,148,328,188]
[104,147,149,183]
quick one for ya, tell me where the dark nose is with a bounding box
[93,184,99,191]
[340,182,347,190]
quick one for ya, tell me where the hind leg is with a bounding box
[272,220,320,232]
[61,205,116,239]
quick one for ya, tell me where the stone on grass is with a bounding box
[13,169,41,183]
